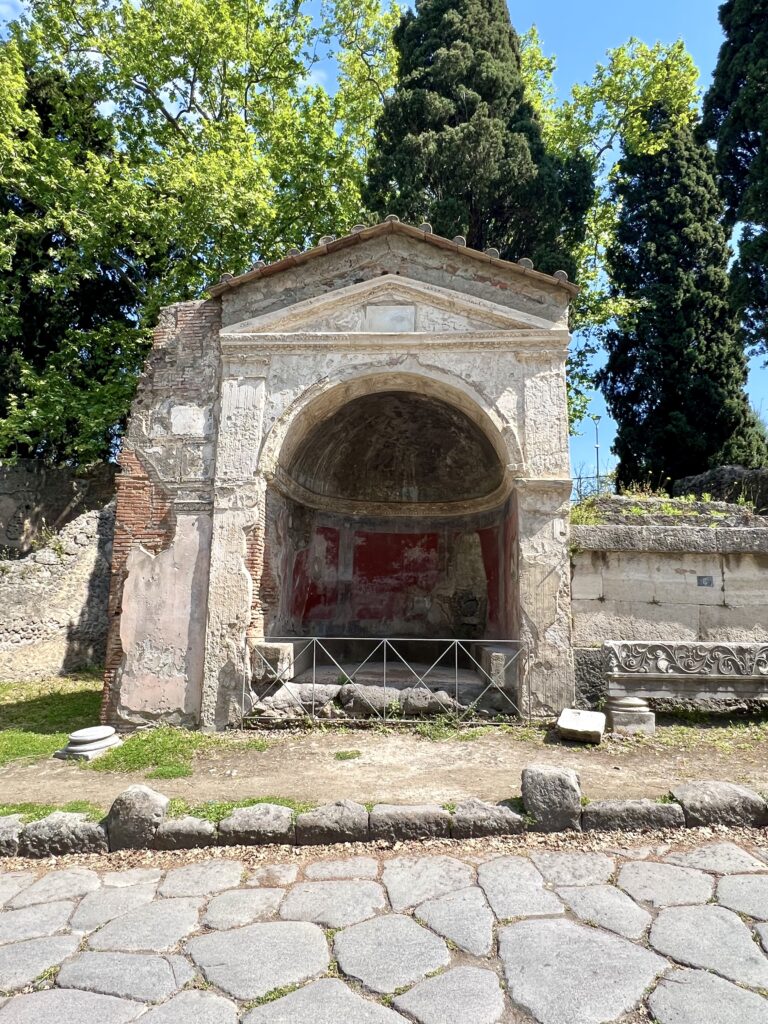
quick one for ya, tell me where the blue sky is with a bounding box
[2,0,765,475]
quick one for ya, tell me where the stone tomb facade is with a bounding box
[102,221,575,729]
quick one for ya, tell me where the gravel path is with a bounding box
[1,832,768,1022]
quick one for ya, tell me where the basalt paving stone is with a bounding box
[756,923,768,953]
[280,880,387,928]
[0,935,80,992]
[665,843,768,874]
[334,914,450,994]
[305,856,379,880]
[102,868,163,888]
[57,951,195,1002]
[71,884,157,932]
[393,966,505,1024]
[186,921,329,1000]
[0,901,74,945]
[617,861,714,907]
[477,856,564,920]
[414,885,494,956]
[243,978,408,1023]
[382,856,474,911]
[529,851,615,886]
[499,918,666,1024]
[648,967,768,1024]
[202,888,284,929]
[0,875,34,909]
[556,884,652,940]
[650,904,768,990]
[136,989,239,1024]
[717,874,768,919]
[88,897,201,952]
[158,861,244,897]
[247,864,298,888]
[8,868,100,908]
[0,988,145,1023]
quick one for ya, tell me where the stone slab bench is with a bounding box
[604,640,768,735]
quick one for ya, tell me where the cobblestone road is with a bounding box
[1,839,768,1022]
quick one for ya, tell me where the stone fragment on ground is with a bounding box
[0,819,22,859]
[717,874,768,919]
[305,856,378,880]
[478,856,563,919]
[203,888,283,929]
[334,914,450,993]
[530,851,614,886]
[280,879,386,927]
[0,988,145,1023]
[648,967,768,1024]
[665,842,768,874]
[393,966,505,1024]
[415,885,494,955]
[242,978,406,1023]
[186,921,329,1000]
[521,764,581,831]
[557,884,652,940]
[499,918,665,1024]
[618,861,714,907]
[158,860,243,897]
[0,935,80,991]
[556,707,605,744]
[671,781,768,828]
[650,904,768,989]
[136,989,239,1024]
[382,856,474,911]
[88,897,201,952]
[57,951,194,1002]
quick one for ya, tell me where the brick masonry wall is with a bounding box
[0,503,114,681]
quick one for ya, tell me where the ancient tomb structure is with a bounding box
[102,220,575,729]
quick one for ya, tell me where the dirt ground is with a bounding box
[2,724,768,809]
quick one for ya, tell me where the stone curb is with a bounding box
[2,771,766,858]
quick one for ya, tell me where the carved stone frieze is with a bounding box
[605,641,768,679]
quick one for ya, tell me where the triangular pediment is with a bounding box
[221,275,557,335]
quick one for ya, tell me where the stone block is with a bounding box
[218,804,296,846]
[0,815,22,857]
[556,708,605,743]
[582,799,685,833]
[671,781,768,828]
[521,764,581,832]
[152,816,216,850]
[295,800,369,845]
[18,812,108,857]
[369,804,451,842]
[106,785,169,850]
[450,798,525,839]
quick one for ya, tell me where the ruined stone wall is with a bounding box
[0,504,114,681]
[0,461,115,556]
[571,524,768,645]
[101,300,221,727]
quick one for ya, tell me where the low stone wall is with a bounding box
[0,503,115,681]
[2,770,766,858]
[673,465,768,515]
[0,460,115,556]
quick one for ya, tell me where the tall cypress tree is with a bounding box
[599,107,767,489]
[362,0,592,276]
[702,0,768,355]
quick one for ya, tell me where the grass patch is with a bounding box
[0,672,103,765]
[334,749,361,761]
[166,795,315,822]
[643,715,768,754]
[0,800,105,823]
[87,725,221,778]
[570,497,602,526]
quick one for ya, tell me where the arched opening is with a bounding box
[262,385,516,643]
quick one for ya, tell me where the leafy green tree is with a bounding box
[0,0,396,463]
[363,0,593,278]
[701,0,768,356]
[599,107,767,488]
